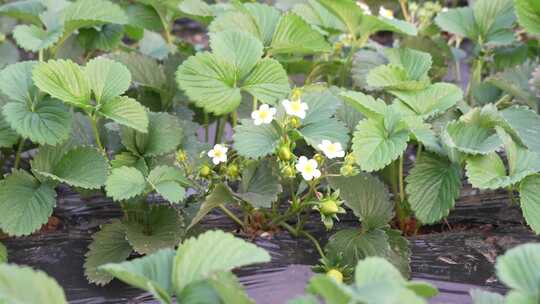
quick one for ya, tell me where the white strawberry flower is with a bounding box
[318,140,345,159]
[207,144,228,165]
[442,7,449,12]
[356,2,372,15]
[379,6,394,19]
[295,156,321,181]
[282,99,309,119]
[251,104,276,125]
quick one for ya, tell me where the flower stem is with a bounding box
[300,230,326,260]
[219,205,244,228]
[399,0,411,22]
[90,116,105,153]
[13,138,25,169]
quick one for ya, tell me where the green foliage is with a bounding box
[514,0,540,35]
[235,160,282,208]
[0,264,67,304]
[100,230,270,303]
[176,30,290,115]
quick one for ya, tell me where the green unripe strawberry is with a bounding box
[278,146,292,161]
[320,199,339,215]
[326,269,343,283]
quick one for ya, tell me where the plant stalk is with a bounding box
[90,116,105,153]
[219,205,244,228]
[13,138,25,169]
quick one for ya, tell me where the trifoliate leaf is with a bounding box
[12,24,62,52]
[325,228,391,268]
[32,59,92,108]
[98,96,148,133]
[84,220,132,286]
[0,170,56,236]
[2,98,72,145]
[100,249,175,303]
[352,112,409,172]
[406,153,461,224]
[105,166,146,201]
[500,106,540,153]
[385,48,432,82]
[391,83,462,118]
[188,184,235,230]
[31,145,108,189]
[147,166,187,204]
[236,160,281,208]
[0,264,67,304]
[233,118,281,159]
[445,105,502,155]
[515,0,540,35]
[0,60,38,104]
[328,173,393,230]
[465,129,540,189]
[269,12,331,55]
[496,243,540,298]
[84,57,131,104]
[125,205,185,255]
[121,112,182,157]
[63,0,128,34]
[519,174,540,234]
[172,230,271,293]
[176,30,290,115]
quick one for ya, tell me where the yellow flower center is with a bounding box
[258,110,269,119]
[213,150,223,158]
[327,144,337,153]
[303,164,314,174]
[291,101,302,112]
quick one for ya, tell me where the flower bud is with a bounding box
[314,153,324,164]
[199,165,211,178]
[278,146,292,161]
[289,117,301,128]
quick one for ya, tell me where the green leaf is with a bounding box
[0,264,67,304]
[465,128,540,189]
[500,106,540,153]
[270,12,331,55]
[307,274,352,304]
[473,0,516,46]
[32,59,92,108]
[391,83,462,118]
[0,115,18,148]
[189,184,235,230]
[78,24,124,51]
[179,0,214,17]
[354,256,406,286]
[0,40,20,69]
[2,98,72,145]
[244,3,280,45]
[126,3,163,32]
[359,15,418,37]
[383,228,412,277]
[84,220,132,286]
[367,64,429,92]
[351,112,409,172]
[109,52,167,92]
[315,0,362,36]
[100,249,175,303]
[32,146,109,189]
[176,30,289,115]
[406,153,462,224]
[233,118,281,158]
[351,49,388,91]
[84,57,131,104]
[328,173,393,230]
[496,243,540,299]
[339,90,387,119]
[299,118,349,149]
[242,58,290,105]
[12,24,62,52]
[147,166,187,204]
[236,160,281,208]
[325,228,390,268]
[385,48,432,82]
[98,96,148,133]
[0,242,7,263]
[445,106,502,155]
[0,170,56,236]
[470,289,505,304]
[125,205,184,255]
[487,61,537,107]
[121,112,182,157]
[515,0,540,35]
[435,7,477,39]
[205,271,255,304]
[0,61,38,104]
[172,230,271,294]
[519,174,540,234]
[63,0,128,34]
[105,166,146,201]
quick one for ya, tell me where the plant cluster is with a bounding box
[0,0,539,301]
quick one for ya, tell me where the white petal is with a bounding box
[302,172,313,180]
[251,111,259,120]
[307,159,318,169]
[260,104,270,111]
[212,157,220,165]
[208,150,215,157]
[336,150,345,158]
[253,118,263,125]
[221,146,229,153]
[298,156,308,165]
[297,111,306,119]
[296,163,304,171]
[269,107,277,115]
[312,169,321,179]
